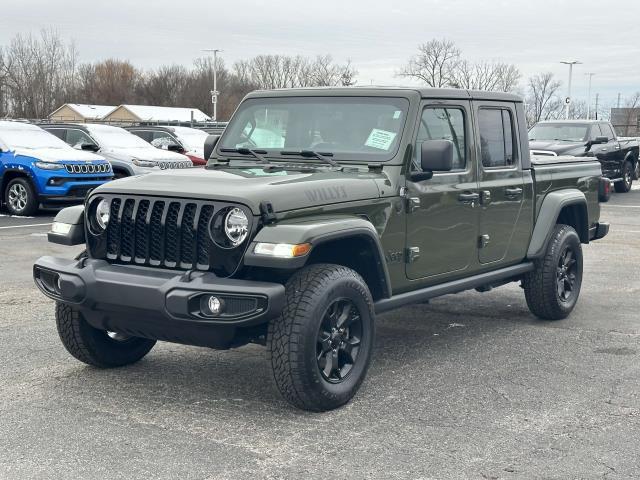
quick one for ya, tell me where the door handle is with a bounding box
[505,187,523,199]
[458,192,480,205]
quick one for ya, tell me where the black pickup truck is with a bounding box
[529,120,639,193]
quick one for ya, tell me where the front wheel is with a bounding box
[4,177,38,216]
[523,224,583,320]
[55,302,156,367]
[267,264,375,411]
[614,160,634,193]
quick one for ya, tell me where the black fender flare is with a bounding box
[244,215,392,298]
[526,189,588,259]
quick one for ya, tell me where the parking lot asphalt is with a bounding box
[0,189,639,480]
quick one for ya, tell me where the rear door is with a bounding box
[594,123,623,174]
[405,99,480,280]
[474,101,527,265]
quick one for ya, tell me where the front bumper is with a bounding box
[590,222,610,241]
[33,256,285,348]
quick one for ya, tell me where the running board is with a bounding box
[374,262,534,314]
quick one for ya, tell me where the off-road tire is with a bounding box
[523,224,583,320]
[55,302,156,367]
[614,160,633,193]
[267,264,375,412]
[4,177,37,216]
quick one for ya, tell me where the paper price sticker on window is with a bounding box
[365,128,397,150]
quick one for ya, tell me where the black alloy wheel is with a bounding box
[316,298,362,383]
[556,245,578,303]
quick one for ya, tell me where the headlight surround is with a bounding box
[95,198,111,231]
[224,208,249,247]
[35,161,64,170]
[131,158,157,168]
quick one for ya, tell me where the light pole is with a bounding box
[585,73,595,120]
[560,60,582,119]
[203,49,223,122]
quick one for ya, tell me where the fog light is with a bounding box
[207,296,223,315]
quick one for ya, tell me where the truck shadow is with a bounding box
[57,287,541,413]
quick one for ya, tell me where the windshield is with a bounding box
[88,126,156,149]
[219,96,410,162]
[175,129,208,151]
[529,123,589,142]
[0,125,70,150]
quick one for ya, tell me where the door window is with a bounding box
[478,108,517,168]
[599,123,614,141]
[151,131,181,149]
[417,107,466,170]
[66,129,97,149]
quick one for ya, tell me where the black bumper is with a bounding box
[590,222,610,241]
[33,256,286,348]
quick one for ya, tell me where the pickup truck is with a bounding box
[0,121,113,216]
[529,119,639,192]
[33,87,609,411]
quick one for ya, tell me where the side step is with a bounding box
[374,262,534,314]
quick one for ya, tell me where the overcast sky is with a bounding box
[4,0,640,108]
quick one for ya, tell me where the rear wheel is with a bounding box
[267,264,375,411]
[4,177,37,216]
[523,224,583,320]
[614,160,633,193]
[55,302,156,367]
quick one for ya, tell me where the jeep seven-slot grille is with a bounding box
[103,197,219,270]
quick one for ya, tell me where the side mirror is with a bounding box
[80,143,99,152]
[167,144,185,153]
[411,140,454,181]
[204,134,220,160]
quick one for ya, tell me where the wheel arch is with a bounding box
[244,216,392,301]
[527,189,589,259]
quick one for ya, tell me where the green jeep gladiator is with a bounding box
[34,87,609,411]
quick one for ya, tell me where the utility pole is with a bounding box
[585,73,595,120]
[617,93,621,108]
[203,49,223,122]
[594,93,599,120]
[560,60,582,119]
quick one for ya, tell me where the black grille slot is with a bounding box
[106,198,122,257]
[149,201,165,263]
[90,196,245,274]
[164,202,182,265]
[134,200,150,261]
[197,205,215,267]
[120,199,136,259]
[180,203,197,266]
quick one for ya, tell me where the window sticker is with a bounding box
[393,110,401,119]
[365,128,397,150]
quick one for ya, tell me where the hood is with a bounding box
[13,147,106,163]
[93,166,384,214]
[529,140,588,156]
[102,146,191,163]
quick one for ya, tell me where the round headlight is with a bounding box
[96,199,110,230]
[224,208,249,246]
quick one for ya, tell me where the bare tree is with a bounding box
[525,72,563,126]
[397,39,460,87]
[453,60,520,92]
[138,65,189,106]
[621,92,640,136]
[76,59,141,105]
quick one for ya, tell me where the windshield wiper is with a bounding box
[220,147,269,164]
[280,150,339,168]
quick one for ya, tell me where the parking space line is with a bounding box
[0,223,52,230]
[601,205,640,208]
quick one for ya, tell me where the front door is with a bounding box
[405,100,480,280]
[474,102,526,265]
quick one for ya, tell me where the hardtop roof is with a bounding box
[246,86,522,103]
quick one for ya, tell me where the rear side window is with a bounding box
[478,108,517,168]
[417,107,466,170]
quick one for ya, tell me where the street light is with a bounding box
[585,73,595,120]
[560,60,582,119]
[203,48,223,122]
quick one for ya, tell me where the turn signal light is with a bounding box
[254,242,312,258]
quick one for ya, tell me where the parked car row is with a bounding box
[0,120,221,216]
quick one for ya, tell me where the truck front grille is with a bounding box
[88,195,251,276]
